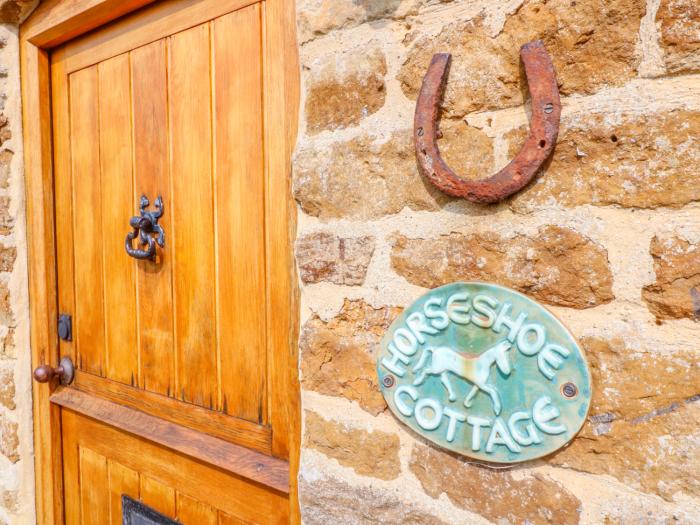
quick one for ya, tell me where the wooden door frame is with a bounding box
[20,1,300,523]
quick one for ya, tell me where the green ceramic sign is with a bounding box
[377,282,591,464]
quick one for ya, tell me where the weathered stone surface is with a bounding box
[410,445,582,524]
[509,110,700,212]
[0,244,15,272]
[0,282,12,326]
[0,150,13,189]
[0,490,17,514]
[300,300,401,415]
[0,196,12,235]
[583,337,700,420]
[293,126,495,220]
[436,118,495,181]
[0,328,14,359]
[549,337,700,500]
[296,0,420,43]
[0,363,14,410]
[399,0,645,117]
[0,115,10,146]
[296,232,375,285]
[0,0,37,23]
[642,235,700,321]
[305,48,387,134]
[391,225,614,308]
[0,418,18,463]
[304,410,401,480]
[300,474,450,525]
[657,0,700,75]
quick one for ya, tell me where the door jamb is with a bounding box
[20,1,300,523]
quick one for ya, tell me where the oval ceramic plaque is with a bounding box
[377,282,591,463]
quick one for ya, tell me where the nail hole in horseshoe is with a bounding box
[610,134,618,143]
[539,139,546,148]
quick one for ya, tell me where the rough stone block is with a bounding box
[300,474,449,524]
[509,110,700,212]
[0,363,14,410]
[0,196,12,235]
[0,245,15,273]
[0,0,37,23]
[293,126,494,220]
[549,337,700,500]
[304,410,401,480]
[296,232,375,285]
[296,0,420,43]
[300,300,401,415]
[391,225,614,309]
[305,48,387,134]
[657,0,700,75]
[0,417,18,463]
[399,0,646,117]
[642,235,700,321]
[410,444,582,524]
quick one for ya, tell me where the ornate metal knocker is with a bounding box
[125,195,165,260]
[414,40,561,203]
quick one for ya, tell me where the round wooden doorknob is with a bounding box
[33,357,75,385]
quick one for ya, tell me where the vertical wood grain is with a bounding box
[98,53,138,386]
[61,409,80,525]
[70,65,105,376]
[107,460,139,525]
[168,24,217,408]
[131,39,175,396]
[263,2,301,518]
[25,37,64,525]
[212,4,266,422]
[52,48,76,366]
[140,476,176,519]
[177,493,217,525]
[78,447,108,525]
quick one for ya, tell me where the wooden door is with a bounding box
[22,1,299,523]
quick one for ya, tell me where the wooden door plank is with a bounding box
[72,372,272,454]
[69,65,105,376]
[98,53,138,386]
[168,24,218,409]
[140,476,176,519]
[131,40,175,397]
[61,409,288,524]
[62,408,80,525]
[23,0,157,48]
[107,460,139,525]
[78,447,109,525]
[262,0,301,462]
[51,48,76,367]
[212,4,267,423]
[22,41,63,525]
[59,0,257,74]
[177,493,217,525]
[51,388,288,492]
[262,3,301,519]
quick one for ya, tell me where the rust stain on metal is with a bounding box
[414,40,562,203]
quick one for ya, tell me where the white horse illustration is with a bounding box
[412,340,512,415]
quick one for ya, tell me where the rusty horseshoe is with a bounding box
[414,40,561,203]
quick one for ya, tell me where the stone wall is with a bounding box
[293,1,700,523]
[0,1,38,524]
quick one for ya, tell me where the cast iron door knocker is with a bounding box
[125,195,165,260]
[414,40,561,203]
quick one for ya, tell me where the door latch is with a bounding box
[58,313,72,342]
